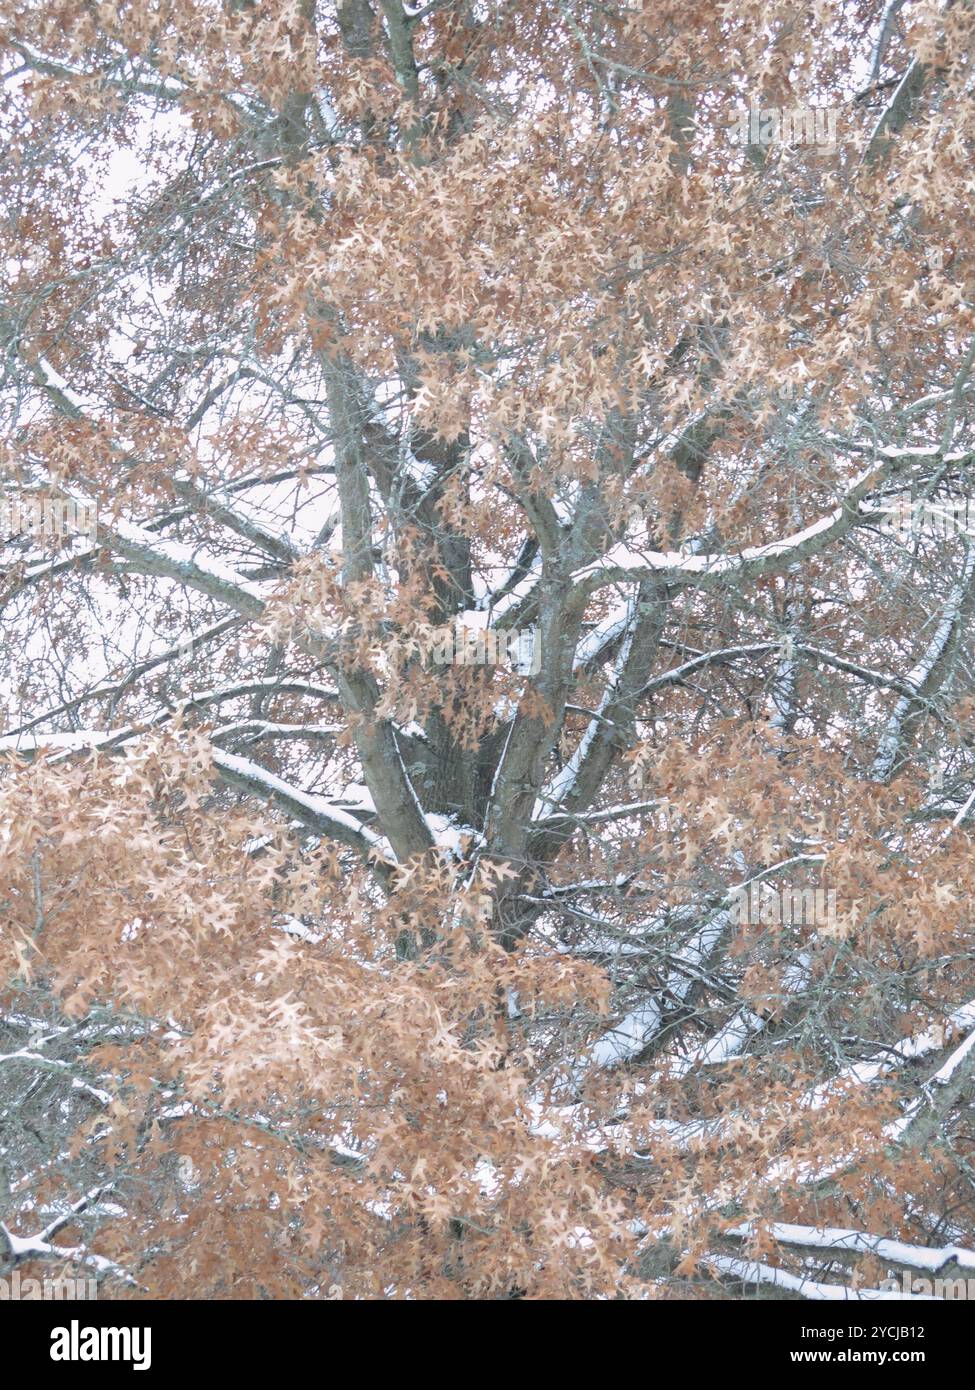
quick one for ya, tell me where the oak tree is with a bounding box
[1,0,975,1299]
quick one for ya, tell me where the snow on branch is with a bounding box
[213,749,392,863]
[0,1047,112,1105]
[883,1022,975,1148]
[0,1185,136,1285]
[571,858,823,1085]
[569,906,729,1079]
[704,1253,934,1301]
[724,1223,975,1277]
[870,545,975,781]
[572,450,975,594]
[0,731,391,865]
[107,518,270,616]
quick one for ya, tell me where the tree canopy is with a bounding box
[1,0,975,1299]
